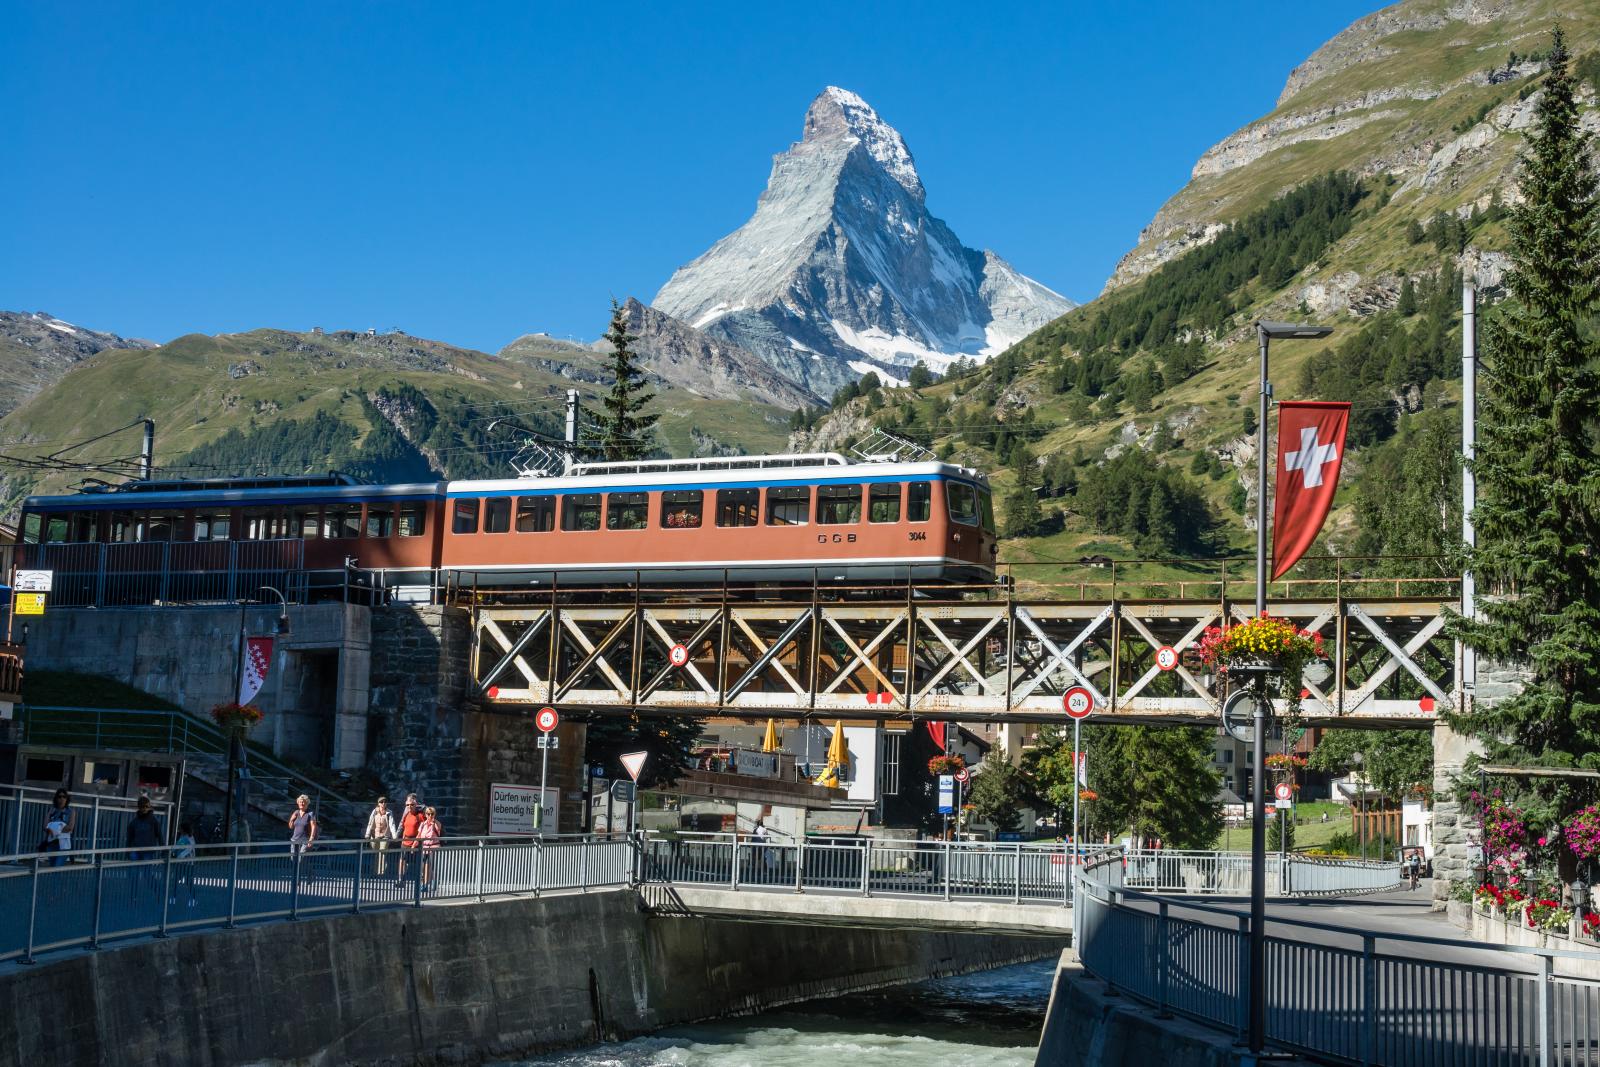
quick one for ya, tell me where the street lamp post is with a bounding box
[1247,320,1332,1056]
[222,588,291,843]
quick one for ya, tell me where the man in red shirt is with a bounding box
[395,794,424,887]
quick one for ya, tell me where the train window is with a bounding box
[817,485,862,524]
[366,506,395,538]
[322,507,361,540]
[607,492,649,531]
[562,494,601,532]
[111,511,138,543]
[452,499,480,534]
[978,488,996,535]
[715,488,759,528]
[294,508,321,539]
[869,484,902,523]
[20,513,40,544]
[398,504,427,537]
[69,513,99,542]
[243,508,290,539]
[947,482,980,526]
[144,512,181,542]
[516,497,555,533]
[194,513,232,541]
[908,482,932,523]
[43,514,71,543]
[766,486,810,526]
[661,490,703,529]
[484,498,512,534]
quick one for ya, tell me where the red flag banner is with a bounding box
[238,637,274,705]
[925,721,946,752]
[1271,401,1351,580]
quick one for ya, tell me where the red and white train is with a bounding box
[20,453,998,594]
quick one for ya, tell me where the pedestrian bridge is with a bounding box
[0,833,1408,963]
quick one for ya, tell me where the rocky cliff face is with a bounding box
[652,87,1073,395]
[0,311,155,413]
[611,298,815,409]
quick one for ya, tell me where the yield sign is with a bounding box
[620,751,649,783]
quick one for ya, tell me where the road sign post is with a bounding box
[1063,686,1094,867]
[535,708,559,834]
[619,751,648,837]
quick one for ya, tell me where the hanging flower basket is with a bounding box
[1198,615,1327,716]
[928,754,966,776]
[1565,805,1600,861]
[1078,789,1098,802]
[1264,753,1308,774]
[210,702,263,733]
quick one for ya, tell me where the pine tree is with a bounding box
[1397,275,1417,316]
[968,749,1028,832]
[1450,29,1600,818]
[1002,485,1045,538]
[597,300,660,461]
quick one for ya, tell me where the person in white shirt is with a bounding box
[366,796,399,876]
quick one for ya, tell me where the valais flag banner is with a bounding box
[1272,401,1352,580]
[238,637,274,705]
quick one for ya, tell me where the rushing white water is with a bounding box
[508,959,1052,1067]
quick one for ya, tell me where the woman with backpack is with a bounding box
[418,807,442,892]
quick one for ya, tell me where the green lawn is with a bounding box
[1218,800,1352,852]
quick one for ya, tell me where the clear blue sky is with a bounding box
[1,1,1382,352]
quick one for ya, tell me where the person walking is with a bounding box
[125,795,165,901]
[171,822,198,907]
[1406,849,1423,890]
[288,795,318,885]
[417,806,442,892]
[365,796,398,877]
[395,794,423,888]
[41,788,76,866]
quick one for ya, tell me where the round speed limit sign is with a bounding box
[669,644,690,668]
[1063,686,1095,719]
[1155,645,1179,671]
[1275,782,1293,802]
[955,768,970,784]
[535,707,559,733]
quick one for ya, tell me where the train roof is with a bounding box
[22,454,988,510]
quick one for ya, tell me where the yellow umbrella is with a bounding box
[814,721,848,787]
[761,718,780,753]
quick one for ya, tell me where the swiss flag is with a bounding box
[1271,401,1351,580]
[925,721,946,751]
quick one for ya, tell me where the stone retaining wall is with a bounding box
[0,888,1060,1067]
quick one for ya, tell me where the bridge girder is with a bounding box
[471,595,1457,729]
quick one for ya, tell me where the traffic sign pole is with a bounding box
[1062,686,1094,868]
[536,708,559,835]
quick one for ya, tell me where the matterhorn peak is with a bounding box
[652,87,1074,397]
[802,87,923,201]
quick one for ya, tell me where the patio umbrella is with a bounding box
[761,718,780,753]
[814,721,847,787]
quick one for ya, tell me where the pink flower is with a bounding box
[1538,837,1548,847]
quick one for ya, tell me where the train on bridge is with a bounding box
[19,452,998,598]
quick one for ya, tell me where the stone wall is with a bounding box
[365,605,470,820]
[0,889,1060,1067]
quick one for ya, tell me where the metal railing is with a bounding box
[0,832,634,964]
[19,705,356,826]
[1122,848,1401,896]
[640,833,1073,904]
[14,539,308,607]
[0,783,173,855]
[1075,848,1600,1066]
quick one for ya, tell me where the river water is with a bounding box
[508,958,1054,1067]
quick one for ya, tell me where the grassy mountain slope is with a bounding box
[0,326,792,507]
[798,0,1599,580]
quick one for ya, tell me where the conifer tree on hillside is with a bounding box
[1449,29,1600,818]
[597,300,660,461]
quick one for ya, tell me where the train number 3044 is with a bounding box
[908,531,927,542]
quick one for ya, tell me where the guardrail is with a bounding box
[0,832,633,965]
[640,833,1073,904]
[0,783,174,855]
[16,539,309,607]
[20,705,357,828]
[1075,849,1600,1066]
[1121,848,1401,896]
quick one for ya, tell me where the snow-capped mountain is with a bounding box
[652,87,1074,396]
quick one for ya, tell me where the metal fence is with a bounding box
[0,832,634,964]
[0,783,173,856]
[1076,849,1600,1066]
[15,539,308,607]
[639,833,1073,904]
[1121,849,1401,897]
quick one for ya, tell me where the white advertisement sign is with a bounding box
[732,750,778,778]
[489,782,558,835]
[13,570,52,593]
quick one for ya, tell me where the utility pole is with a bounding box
[1461,283,1478,695]
[139,419,155,480]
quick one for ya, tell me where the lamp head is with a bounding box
[1257,320,1334,340]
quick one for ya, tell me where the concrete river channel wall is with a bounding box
[0,888,1063,1067]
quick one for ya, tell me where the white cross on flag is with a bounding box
[1272,401,1351,580]
[238,637,274,705]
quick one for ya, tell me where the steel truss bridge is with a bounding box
[470,580,1460,728]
